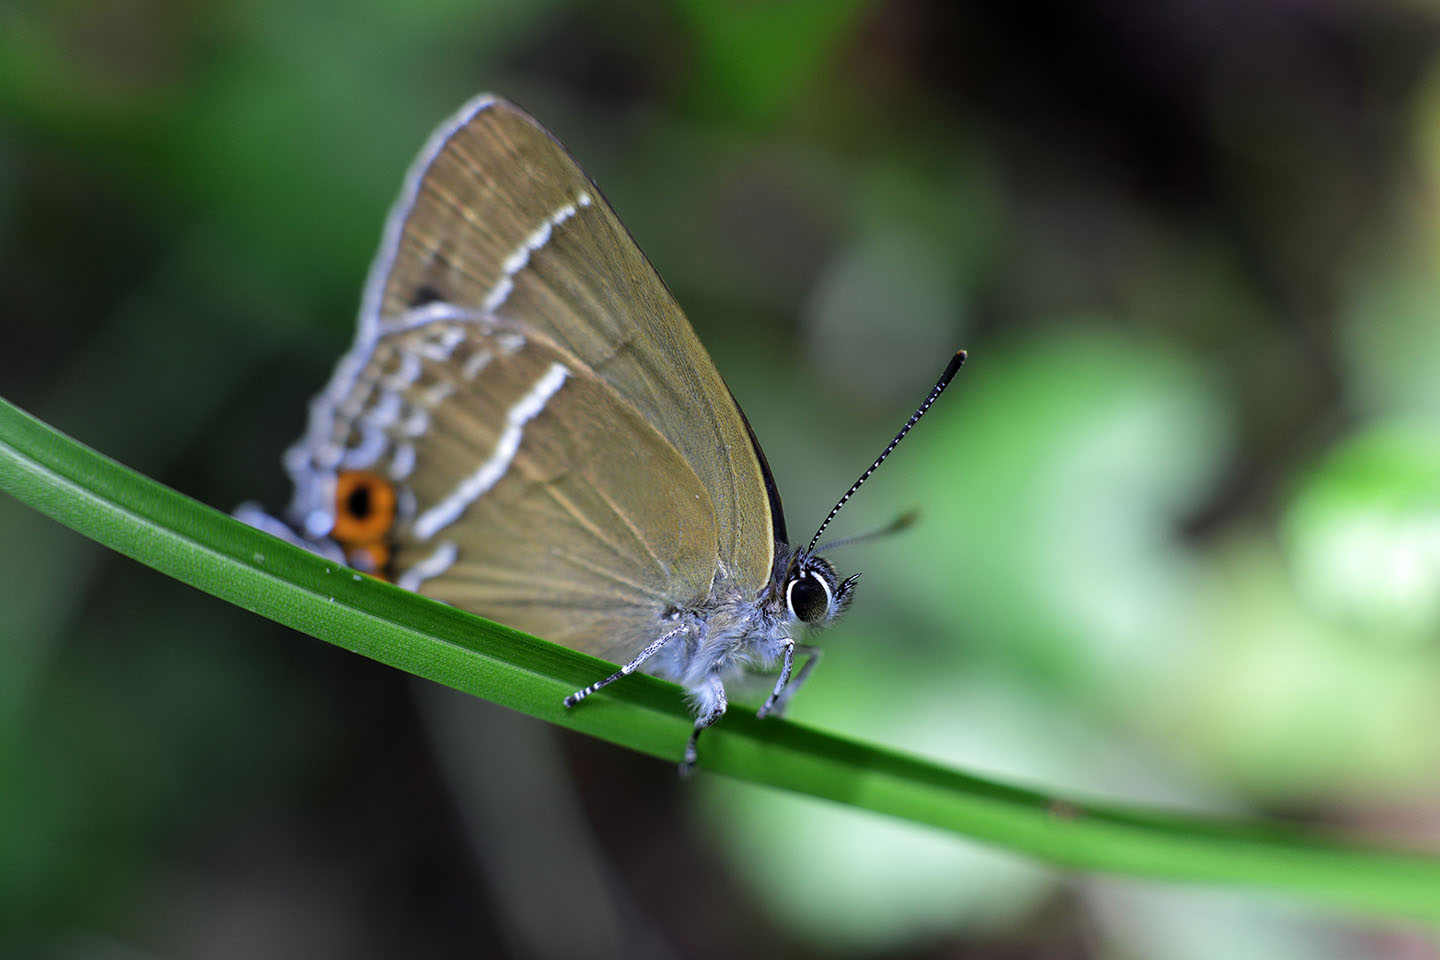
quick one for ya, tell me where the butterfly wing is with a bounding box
[286,95,776,655]
[368,96,776,594]
[313,313,717,658]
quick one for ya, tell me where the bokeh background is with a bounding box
[4,0,1440,956]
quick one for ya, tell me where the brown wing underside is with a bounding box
[343,321,715,660]
[365,95,775,596]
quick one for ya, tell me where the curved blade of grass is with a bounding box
[1,394,1438,922]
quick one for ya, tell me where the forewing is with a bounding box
[362,94,775,593]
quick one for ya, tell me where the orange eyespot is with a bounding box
[345,541,392,579]
[331,470,396,545]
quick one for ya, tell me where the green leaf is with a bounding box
[1,394,1438,923]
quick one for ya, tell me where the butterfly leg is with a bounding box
[757,643,821,719]
[562,625,683,708]
[679,674,727,777]
[755,640,795,719]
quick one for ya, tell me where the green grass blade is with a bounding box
[1,394,1437,922]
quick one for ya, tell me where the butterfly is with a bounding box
[237,94,963,773]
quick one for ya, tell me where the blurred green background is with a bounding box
[4,0,1440,956]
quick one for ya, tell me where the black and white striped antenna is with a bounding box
[806,350,966,555]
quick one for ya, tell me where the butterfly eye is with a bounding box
[786,572,833,623]
[331,471,396,545]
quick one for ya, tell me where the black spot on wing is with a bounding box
[409,283,445,307]
[345,481,372,519]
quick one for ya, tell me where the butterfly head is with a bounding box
[777,350,967,629]
[782,551,858,626]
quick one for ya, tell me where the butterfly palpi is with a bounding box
[237,94,964,773]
